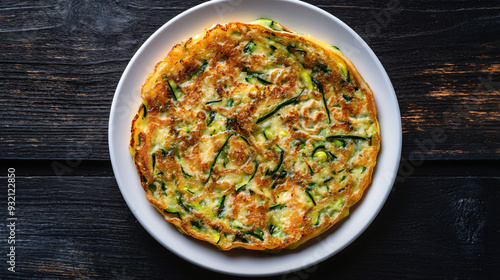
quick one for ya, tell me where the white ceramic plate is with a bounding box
[109,0,402,276]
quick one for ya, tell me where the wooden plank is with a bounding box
[0,0,498,160]
[0,175,498,279]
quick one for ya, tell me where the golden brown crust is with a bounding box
[129,20,380,251]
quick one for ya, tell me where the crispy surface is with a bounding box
[129,20,380,251]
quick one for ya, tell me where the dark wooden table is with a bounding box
[1,0,498,279]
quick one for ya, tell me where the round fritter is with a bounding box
[129,19,380,251]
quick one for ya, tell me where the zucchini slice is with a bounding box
[312,145,336,162]
[163,207,182,219]
[263,127,274,140]
[181,166,193,178]
[217,195,226,218]
[190,60,208,78]
[237,136,251,146]
[268,224,276,235]
[243,41,256,53]
[207,111,216,126]
[245,71,272,85]
[312,78,332,124]
[235,161,259,191]
[248,228,264,241]
[300,70,314,90]
[305,189,316,206]
[270,171,287,189]
[205,134,235,184]
[269,203,284,210]
[178,199,191,213]
[256,18,286,32]
[326,135,371,145]
[256,89,304,123]
[142,104,147,118]
[311,211,320,226]
[167,79,183,101]
[267,146,284,177]
[206,99,222,105]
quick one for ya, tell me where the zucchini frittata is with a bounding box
[130,19,380,251]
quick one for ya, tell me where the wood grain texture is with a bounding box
[0,0,498,160]
[0,175,498,279]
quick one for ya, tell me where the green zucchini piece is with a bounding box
[256,89,304,123]
[286,45,306,55]
[266,37,286,50]
[178,199,191,213]
[263,127,274,140]
[269,203,284,210]
[190,220,203,230]
[147,183,157,196]
[343,68,351,83]
[256,18,285,32]
[142,104,147,118]
[181,166,192,178]
[247,229,264,241]
[206,99,222,105]
[343,94,353,102]
[167,79,183,101]
[214,231,221,244]
[245,71,272,85]
[323,177,334,183]
[267,146,284,177]
[307,164,314,176]
[316,62,330,73]
[305,189,316,206]
[270,171,287,189]
[190,60,208,78]
[237,136,251,146]
[312,145,336,162]
[234,235,249,243]
[163,207,181,219]
[152,153,156,169]
[217,195,226,218]
[253,228,265,241]
[235,161,259,191]
[256,76,272,85]
[300,69,314,90]
[205,133,235,184]
[243,41,256,53]
[312,78,332,124]
[326,135,370,143]
[160,183,167,195]
[268,224,275,235]
[331,139,347,148]
[226,118,235,130]
[311,211,320,226]
[207,111,216,126]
